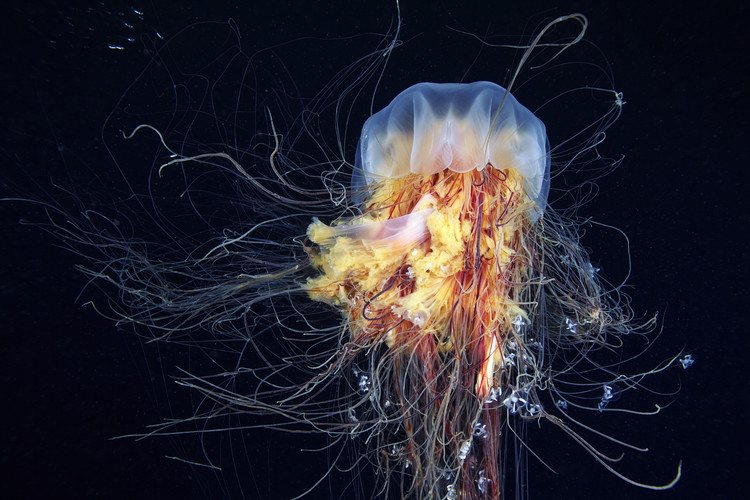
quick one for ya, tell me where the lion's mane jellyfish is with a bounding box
[18,11,686,500]
[305,81,550,497]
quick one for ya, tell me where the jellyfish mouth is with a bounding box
[304,164,538,496]
[305,165,535,398]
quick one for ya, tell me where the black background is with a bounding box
[1,1,747,499]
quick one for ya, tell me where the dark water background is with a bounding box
[1,1,746,499]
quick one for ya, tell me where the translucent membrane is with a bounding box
[354,81,550,219]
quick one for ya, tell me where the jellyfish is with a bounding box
[9,11,684,500]
[304,80,551,497]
